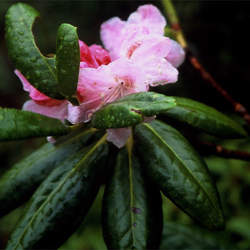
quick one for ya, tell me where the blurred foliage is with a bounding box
[1,0,250,249]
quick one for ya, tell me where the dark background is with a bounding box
[0,0,250,249]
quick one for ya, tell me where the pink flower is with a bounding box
[16,41,111,121]
[69,4,184,126]
[106,127,132,149]
[100,4,185,67]
[15,70,68,121]
[79,41,111,68]
[68,58,148,123]
[16,4,185,148]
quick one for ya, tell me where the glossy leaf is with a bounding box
[0,128,96,217]
[92,92,176,129]
[102,145,162,249]
[6,135,109,250]
[164,97,247,138]
[56,23,80,104]
[0,108,69,141]
[159,222,232,250]
[5,3,63,99]
[135,120,224,229]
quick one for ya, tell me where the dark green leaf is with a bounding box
[159,222,232,250]
[135,120,224,229]
[56,23,80,104]
[163,97,247,138]
[0,128,97,217]
[5,3,63,99]
[102,146,162,249]
[0,108,69,141]
[6,135,109,250]
[91,92,176,129]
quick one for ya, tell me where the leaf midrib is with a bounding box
[143,123,219,224]
[174,99,241,132]
[12,133,106,249]
[126,136,136,248]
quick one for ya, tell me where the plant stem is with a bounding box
[161,0,250,125]
[162,0,187,49]
[200,141,250,161]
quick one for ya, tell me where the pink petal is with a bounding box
[80,61,89,68]
[79,40,111,68]
[106,127,132,148]
[108,24,149,59]
[166,39,185,67]
[15,70,48,102]
[128,35,172,61]
[72,58,149,123]
[77,64,115,102]
[15,70,63,106]
[23,100,68,121]
[140,57,179,86]
[67,104,85,124]
[77,58,148,105]
[127,4,166,35]
[106,117,155,148]
[89,44,111,66]
[67,98,103,123]
[79,40,99,68]
[74,65,116,122]
[100,5,167,60]
[100,17,125,59]
[108,58,148,94]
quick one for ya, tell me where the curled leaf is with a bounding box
[56,23,80,104]
[5,3,63,99]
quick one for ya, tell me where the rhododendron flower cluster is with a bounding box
[15,4,185,148]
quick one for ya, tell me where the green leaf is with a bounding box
[5,3,63,99]
[0,128,97,217]
[91,92,176,129]
[0,108,70,141]
[135,120,224,229]
[56,23,80,104]
[102,145,163,249]
[159,222,232,250]
[6,135,109,250]
[163,97,247,138]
